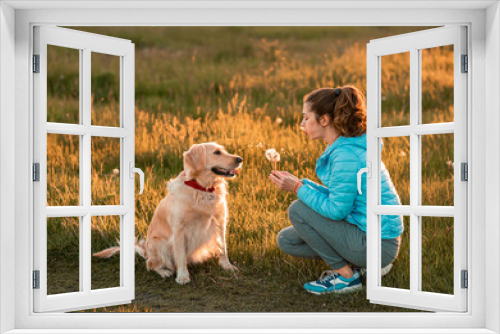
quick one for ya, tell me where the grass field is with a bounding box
[45,26,454,312]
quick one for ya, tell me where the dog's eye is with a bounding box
[214,151,221,155]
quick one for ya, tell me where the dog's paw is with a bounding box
[220,261,238,272]
[175,273,191,285]
[156,268,173,278]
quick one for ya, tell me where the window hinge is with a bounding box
[461,54,468,73]
[33,270,40,289]
[461,162,468,181]
[461,270,468,289]
[33,54,40,73]
[33,163,40,182]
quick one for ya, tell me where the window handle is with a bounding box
[357,161,372,195]
[129,162,144,195]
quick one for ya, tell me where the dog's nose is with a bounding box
[235,157,243,164]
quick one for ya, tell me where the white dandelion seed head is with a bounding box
[257,142,263,149]
[265,148,280,163]
[113,168,120,175]
[276,117,283,124]
[399,151,406,157]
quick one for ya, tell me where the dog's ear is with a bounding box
[183,144,207,179]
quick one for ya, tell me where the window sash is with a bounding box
[366,26,468,312]
[33,25,136,313]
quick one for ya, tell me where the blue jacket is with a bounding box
[297,133,404,239]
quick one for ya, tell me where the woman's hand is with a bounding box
[269,170,303,194]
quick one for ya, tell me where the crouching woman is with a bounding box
[269,86,403,294]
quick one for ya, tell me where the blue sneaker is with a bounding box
[303,270,362,294]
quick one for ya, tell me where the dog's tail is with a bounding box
[93,237,147,259]
[134,238,147,259]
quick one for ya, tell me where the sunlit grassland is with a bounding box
[45,27,454,312]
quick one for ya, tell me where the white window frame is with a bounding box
[0,1,499,333]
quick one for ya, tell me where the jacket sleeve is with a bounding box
[301,178,329,194]
[297,151,359,221]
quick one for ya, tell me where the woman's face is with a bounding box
[300,103,328,140]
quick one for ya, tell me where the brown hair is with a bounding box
[304,85,367,137]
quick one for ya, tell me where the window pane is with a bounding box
[47,217,80,295]
[380,215,409,290]
[47,133,80,206]
[421,216,454,294]
[47,45,80,124]
[421,45,454,124]
[421,133,454,206]
[380,136,410,206]
[91,52,120,127]
[91,215,121,290]
[91,137,120,205]
[381,52,410,127]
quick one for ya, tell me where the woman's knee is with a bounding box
[276,229,286,250]
[276,226,294,250]
[288,199,306,223]
[381,238,401,267]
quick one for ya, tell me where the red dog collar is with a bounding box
[184,180,215,193]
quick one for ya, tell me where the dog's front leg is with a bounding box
[217,215,238,272]
[173,227,190,285]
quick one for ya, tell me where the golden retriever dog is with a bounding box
[94,142,243,285]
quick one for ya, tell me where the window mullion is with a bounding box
[46,205,129,217]
[46,122,129,138]
[409,47,421,295]
[417,47,424,293]
[373,123,455,138]
[78,49,84,293]
[82,47,92,294]
[373,205,454,217]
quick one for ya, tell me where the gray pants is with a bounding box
[277,199,400,270]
